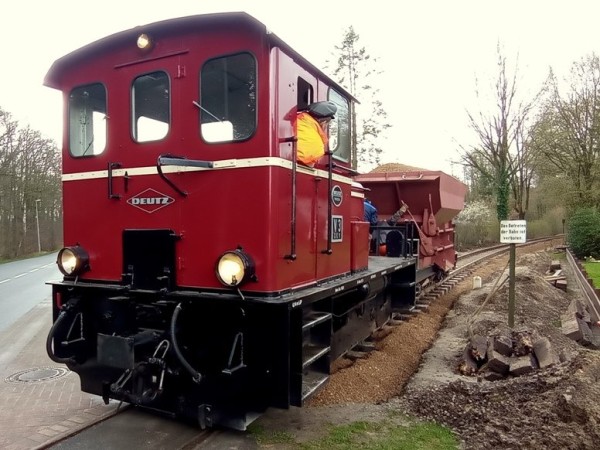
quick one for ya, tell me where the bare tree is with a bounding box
[511,113,536,219]
[462,44,537,220]
[327,26,391,170]
[0,106,62,258]
[533,55,600,207]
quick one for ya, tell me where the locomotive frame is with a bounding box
[44,12,427,430]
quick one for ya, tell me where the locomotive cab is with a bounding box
[45,12,418,430]
[45,12,361,295]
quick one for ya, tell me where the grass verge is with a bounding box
[248,419,459,449]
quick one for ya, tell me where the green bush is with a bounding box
[567,207,600,259]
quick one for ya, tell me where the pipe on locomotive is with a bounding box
[46,309,77,365]
[170,303,203,383]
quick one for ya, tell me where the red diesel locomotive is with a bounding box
[45,12,463,430]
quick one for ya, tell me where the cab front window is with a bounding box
[68,83,107,157]
[200,53,256,143]
[132,71,170,143]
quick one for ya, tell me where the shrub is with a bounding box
[567,207,600,259]
[454,200,497,250]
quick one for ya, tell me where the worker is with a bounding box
[364,199,378,232]
[295,101,337,166]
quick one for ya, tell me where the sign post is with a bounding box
[500,220,527,328]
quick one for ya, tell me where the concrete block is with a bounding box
[482,370,505,381]
[532,337,559,368]
[486,346,510,375]
[577,318,594,346]
[492,334,513,357]
[561,314,582,341]
[509,355,536,376]
[470,335,488,362]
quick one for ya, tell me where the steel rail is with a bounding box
[566,248,600,323]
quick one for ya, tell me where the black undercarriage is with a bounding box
[47,256,416,430]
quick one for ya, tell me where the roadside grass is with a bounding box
[0,251,54,265]
[583,260,600,286]
[247,424,295,445]
[248,419,459,449]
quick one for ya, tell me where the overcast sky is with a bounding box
[2,0,599,175]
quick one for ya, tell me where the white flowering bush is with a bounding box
[454,200,497,250]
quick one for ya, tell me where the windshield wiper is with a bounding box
[193,101,222,122]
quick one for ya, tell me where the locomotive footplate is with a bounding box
[280,255,416,308]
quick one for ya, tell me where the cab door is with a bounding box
[274,49,321,287]
[62,54,187,282]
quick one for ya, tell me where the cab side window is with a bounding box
[200,53,256,143]
[68,83,107,157]
[328,90,351,163]
[132,71,170,143]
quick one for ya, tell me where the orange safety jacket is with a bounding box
[295,112,328,166]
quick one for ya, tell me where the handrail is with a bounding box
[329,162,360,176]
[321,151,333,255]
[281,137,298,260]
[108,162,122,199]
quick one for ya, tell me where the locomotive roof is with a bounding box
[44,11,357,102]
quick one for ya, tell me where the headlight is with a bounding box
[136,33,153,50]
[215,249,255,287]
[57,246,90,277]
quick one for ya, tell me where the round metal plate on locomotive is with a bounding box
[331,185,343,206]
[4,367,70,384]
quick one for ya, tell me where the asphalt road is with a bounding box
[0,252,59,333]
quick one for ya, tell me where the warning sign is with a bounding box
[500,220,527,243]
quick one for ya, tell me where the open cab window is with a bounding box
[68,83,107,157]
[294,79,351,164]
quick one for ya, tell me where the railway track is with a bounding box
[410,236,563,311]
[46,236,589,449]
[46,407,213,449]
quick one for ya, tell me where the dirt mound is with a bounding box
[370,162,427,173]
[401,354,600,449]
[400,248,600,449]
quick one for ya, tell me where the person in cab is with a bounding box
[296,101,337,167]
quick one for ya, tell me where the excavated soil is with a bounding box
[253,241,600,449]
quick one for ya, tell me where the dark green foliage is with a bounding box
[567,207,600,258]
[496,170,510,220]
